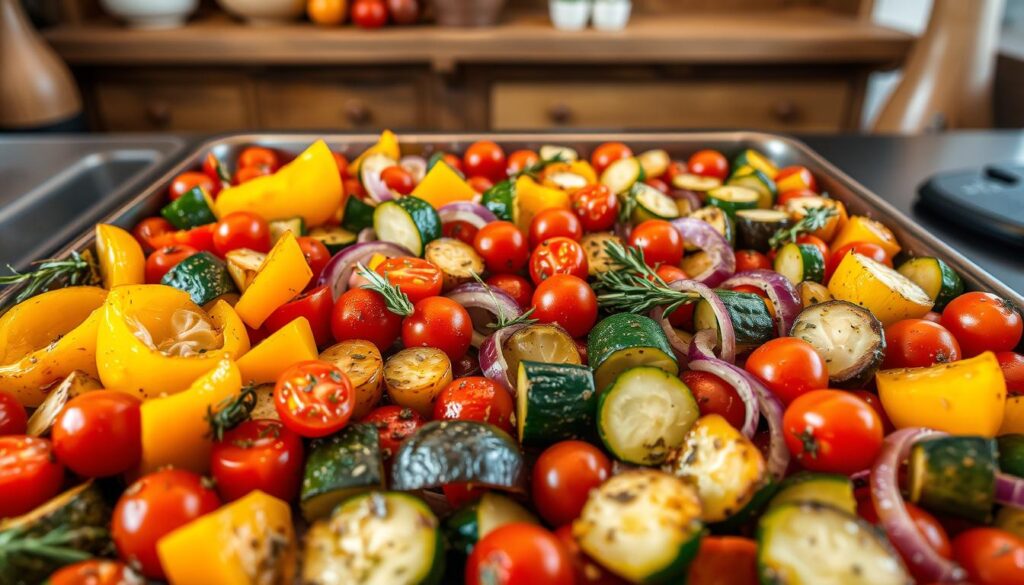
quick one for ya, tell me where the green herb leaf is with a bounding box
[768,205,837,250]
[0,250,100,304]
[357,263,414,317]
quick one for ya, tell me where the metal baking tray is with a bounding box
[2,131,1021,310]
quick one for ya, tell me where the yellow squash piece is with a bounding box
[95,224,145,289]
[97,285,249,399]
[158,490,296,585]
[216,140,342,227]
[319,339,385,419]
[828,252,932,326]
[349,129,400,176]
[1000,396,1024,435]
[829,215,901,258]
[138,358,241,474]
[877,352,1006,437]
[234,232,312,329]
[783,197,848,242]
[411,161,477,208]
[514,174,571,231]
[237,317,318,384]
[0,287,107,407]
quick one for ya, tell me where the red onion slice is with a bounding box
[438,202,498,229]
[357,228,376,243]
[687,357,760,439]
[721,270,802,337]
[666,279,735,364]
[400,155,428,183]
[687,329,717,362]
[479,323,529,393]
[670,189,703,214]
[871,427,965,583]
[670,217,736,287]
[996,474,1024,508]
[445,283,523,348]
[362,154,399,204]
[650,305,692,364]
[317,241,413,300]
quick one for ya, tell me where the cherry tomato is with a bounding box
[111,469,220,579]
[0,436,63,518]
[296,236,331,280]
[998,352,1024,396]
[49,560,142,585]
[774,165,818,194]
[629,219,684,267]
[468,176,494,194]
[210,419,303,502]
[941,292,1023,357]
[953,528,1024,585]
[434,377,514,434]
[212,211,271,256]
[532,274,598,338]
[351,0,388,28]
[381,165,415,195]
[486,273,534,310]
[443,220,480,245]
[360,405,425,458]
[680,370,746,430]
[332,152,350,179]
[553,525,627,585]
[529,208,583,248]
[343,177,366,198]
[570,184,619,232]
[507,149,540,176]
[274,361,355,438]
[375,257,444,304]
[663,160,688,181]
[442,153,464,173]
[745,337,829,405]
[827,241,891,280]
[849,389,894,433]
[687,149,729,181]
[687,536,759,585]
[52,392,141,478]
[882,318,961,369]
[590,142,633,175]
[466,523,575,585]
[644,177,669,194]
[474,221,529,274]
[782,389,883,474]
[532,440,611,527]
[402,296,473,360]
[330,288,403,352]
[237,146,280,172]
[233,165,270,185]
[149,224,217,253]
[735,249,772,272]
[464,140,507,183]
[529,237,588,285]
[168,171,214,201]
[264,285,335,347]
[858,498,951,560]
[145,245,198,284]
[0,391,27,436]
[655,264,694,328]
[201,153,227,194]
[132,217,175,252]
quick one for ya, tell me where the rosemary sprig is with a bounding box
[768,205,837,250]
[206,384,258,441]
[0,250,100,304]
[0,525,107,566]
[616,184,638,225]
[509,152,567,180]
[594,241,699,316]
[357,263,414,316]
[469,272,537,329]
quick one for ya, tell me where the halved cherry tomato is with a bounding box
[210,419,303,502]
[237,146,280,172]
[532,274,598,338]
[655,264,694,328]
[570,184,618,232]
[402,296,473,360]
[745,337,829,405]
[443,220,480,245]
[168,172,214,201]
[680,370,746,430]
[360,405,425,459]
[687,537,759,585]
[486,273,534,310]
[998,351,1024,396]
[145,245,198,284]
[233,165,271,185]
[381,165,415,195]
[953,528,1024,585]
[52,392,141,478]
[111,469,220,579]
[532,440,611,527]
[132,217,175,252]
[827,241,890,281]
[735,250,772,272]
[274,361,355,438]
[507,149,540,176]
[464,140,507,183]
[941,292,1023,357]
[774,165,818,194]
[474,221,529,274]
[628,219,684,267]
[264,285,335,347]
[296,236,331,280]
[466,523,575,585]
[0,390,27,436]
[777,188,819,206]
[529,208,583,248]
[782,389,883,475]
[0,436,63,518]
[468,176,494,194]
[332,152,350,179]
[590,142,633,175]
[375,257,444,304]
[213,211,271,256]
[529,237,588,285]
[330,288,403,352]
[49,560,142,585]
[553,525,627,585]
[882,318,961,369]
[434,377,514,434]
[644,177,669,194]
[687,149,728,181]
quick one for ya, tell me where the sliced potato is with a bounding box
[424,237,485,291]
[384,347,453,417]
[225,249,266,293]
[250,383,279,421]
[580,232,622,277]
[320,339,385,419]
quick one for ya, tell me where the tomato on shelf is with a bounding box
[274,360,355,438]
[210,419,303,502]
[529,236,589,284]
[351,0,389,28]
[0,435,63,518]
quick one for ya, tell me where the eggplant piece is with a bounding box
[734,208,791,252]
[789,300,885,388]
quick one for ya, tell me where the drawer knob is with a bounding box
[773,100,800,124]
[548,103,573,125]
[145,100,172,128]
[345,100,372,126]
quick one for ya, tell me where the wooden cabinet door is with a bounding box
[93,78,253,131]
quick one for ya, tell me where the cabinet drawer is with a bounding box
[93,81,251,131]
[491,81,849,131]
[256,77,426,130]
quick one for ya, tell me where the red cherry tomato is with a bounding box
[443,220,480,245]
[111,469,220,579]
[998,351,1024,396]
[360,405,424,458]
[0,391,27,436]
[745,337,829,405]
[52,391,141,478]
[532,440,611,527]
[941,292,1023,357]
[486,273,534,310]
[858,498,951,559]
[434,377,515,434]
[464,140,507,183]
[474,221,529,274]
[680,370,746,430]
[332,152,350,179]
[849,389,894,433]
[237,146,280,172]
[351,0,388,28]
[735,250,772,272]
[442,153,464,173]
[827,241,891,280]
[655,264,694,328]
[263,285,335,348]
[882,318,961,369]
[210,419,303,502]
[381,165,416,195]
[466,523,575,585]
[274,361,355,438]
[343,177,366,198]
[132,217,175,252]
[953,528,1024,585]
[296,236,331,280]
[145,245,198,284]
[629,219,684,267]
[590,142,633,175]
[644,177,669,194]
[529,237,589,285]
[233,165,271,185]
[529,208,583,248]
[532,274,598,338]
[468,176,494,194]
[330,288,403,352]
[553,525,627,585]
[402,296,473,360]
[48,560,141,585]
[782,389,883,474]
[687,536,760,585]
[168,171,215,201]
[570,184,619,232]
[149,224,217,254]
[0,436,63,519]
[775,165,818,194]
[687,149,729,181]
[212,211,271,256]
[375,257,444,304]
[507,149,540,176]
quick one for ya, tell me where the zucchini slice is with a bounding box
[773,242,825,284]
[300,423,385,522]
[694,290,774,354]
[424,237,485,291]
[672,173,722,193]
[446,492,537,555]
[161,251,237,306]
[727,167,777,209]
[502,323,582,389]
[516,360,597,447]
[539,144,579,162]
[758,503,911,585]
[161,186,217,229]
[638,149,671,179]
[373,195,441,257]
[631,182,680,222]
[896,257,964,311]
[599,366,699,465]
[686,206,735,249]
[480,181,518,224]
[588,313,678,394]
[796,281,833,308]
[601,157,644,194]
[767,472,856,515]
[581,232,623,277]
[384,347,453,417]
[908,435,998,522]
[828,253,934,327]
[303,492,444,585]
[705,186,760,217]
[789,300,885,388]
[320,339,385,420]
[735,208,791,252]
[225,248,266,293]
[309,225,357,255]
[341,194,377,233]
[574,470,704,584]
[391,420,526,493]
[26,371,101,436]
[269,216,306,244]
[663,414,766,522]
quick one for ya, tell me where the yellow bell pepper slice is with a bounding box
[410,162,477,208]
[137,358,241,475]
[158,490,296,585]
[234,232,312,329]
[514,174,571,231]
[216,140,342,228]
[237,317,318,384]
[828,252,933,326]
[0,287,107,407]
[95,224,145,289]
[829,215,901,259]
[97,285,250,399]
[349,129,401,176]
[877,352,1006,437]
[1001,396,1024,435]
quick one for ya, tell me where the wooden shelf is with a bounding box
[44,10,912,70]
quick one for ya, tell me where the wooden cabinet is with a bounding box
[91,75,254,131]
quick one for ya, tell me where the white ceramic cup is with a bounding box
[549,0,592,32]
[100,0,199,29]
[592,0,631,31]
